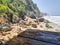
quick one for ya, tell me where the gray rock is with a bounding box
[0,23,12,32]
[19,29,60,45]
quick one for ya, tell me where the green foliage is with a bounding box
[8,0,26,16]
[0,4,8,13]
[0,0,40,23]
[8,8,14,14]
[0,0,39,16]
[0,0,9,5]
[18,3,26,13]
[2,13,6,17]
[8,4,16,12]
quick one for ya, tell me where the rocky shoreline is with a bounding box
[6,29,60,45]
[0,16,60,45]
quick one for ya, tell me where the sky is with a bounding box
[32,0,60,16]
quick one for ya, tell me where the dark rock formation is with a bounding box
[31,24,37,28]
[6,29,60,45]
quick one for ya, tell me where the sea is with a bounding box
[43,16,60,26]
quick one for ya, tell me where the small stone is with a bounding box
[39,18,44,22]
[31,24,37,28]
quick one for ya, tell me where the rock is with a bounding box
[6,37,56,45]
[2,27,11,31]
[0,23,12,32]
[31,24,37,28]
[19,29,60,45]
[30,15,36,19]
[46,23,53,28]
[0,17,7,24]
[0,41,6,45]
[39,18,44,22]
[25,21,32,26]
[19,20,26,25]
[40,25,43,28]
[34,20,38,23]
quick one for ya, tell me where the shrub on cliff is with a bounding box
[0,4,8,13]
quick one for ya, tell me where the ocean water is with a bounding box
[43,16,60,26]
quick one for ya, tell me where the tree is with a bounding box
[0,0,26,23]
[0,4,8,17]
[0,0,9,5]
[17,2,26,20]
